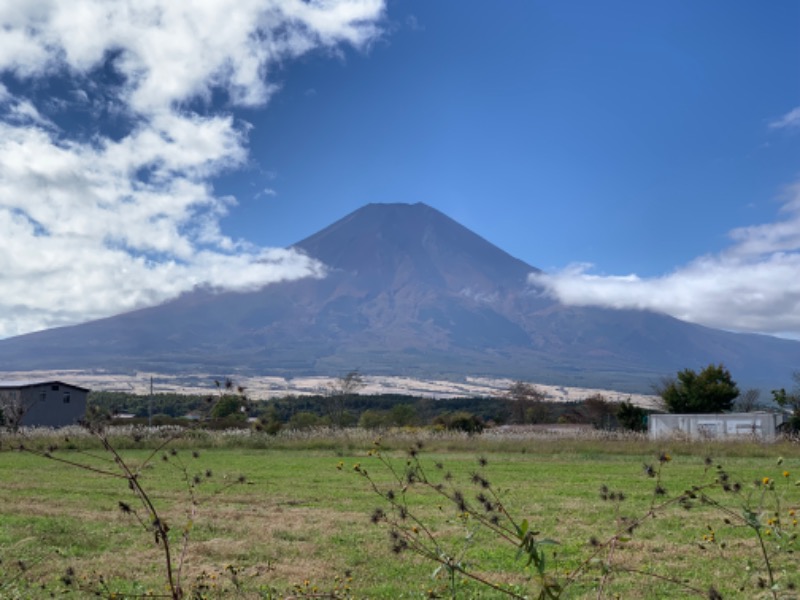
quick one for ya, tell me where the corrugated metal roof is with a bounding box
[0,380,91,392]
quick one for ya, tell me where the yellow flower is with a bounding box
[783,470,791,478]
[762,477,771,485]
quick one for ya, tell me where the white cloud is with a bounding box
[0,0,385,337]
[531,182,800,338]
[257,187,278,198]
[770,106,800,130]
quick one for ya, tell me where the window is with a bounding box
[697,423,719,437]
[63,391,71,404]
[40,391,46,402]
[51,384,59,391]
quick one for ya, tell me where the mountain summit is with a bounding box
[294,203,536,289]
[1,202,799,392]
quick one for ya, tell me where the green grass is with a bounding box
[1,430,799,598]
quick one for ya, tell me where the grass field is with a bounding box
[1,428,799,599]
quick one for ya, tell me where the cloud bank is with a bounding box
[0,0,385,337]
[531,179,800,338]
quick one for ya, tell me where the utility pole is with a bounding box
[148,376,153,427]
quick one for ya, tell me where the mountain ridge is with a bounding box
[1,202,799,393]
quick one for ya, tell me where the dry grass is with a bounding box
[2,428,800,598]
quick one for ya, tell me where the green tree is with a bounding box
[389,404,418,427]
[358,409,389,429]
[658,364,739,414]
[772,371,800,433]
[287,411,324,430]
[208,378,249,420]
[616,400,647,431]
[209,394,247,420]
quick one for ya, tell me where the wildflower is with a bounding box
[658,452,671,463]
[336,461,344,470]
[762,477,771,486]
[784,470,791,478]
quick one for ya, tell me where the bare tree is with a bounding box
[506,381,548,424]
[0,388,38,432]
[734,388,762,412]
[326,370,365,427]
[581,393,617,429]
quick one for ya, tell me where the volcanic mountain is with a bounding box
[1,202,799,392]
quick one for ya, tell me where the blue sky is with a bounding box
[1,1,799,339]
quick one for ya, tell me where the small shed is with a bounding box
[648,412,785,442]
[0,380,89,429]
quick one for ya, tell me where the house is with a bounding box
[0,380,89,429]
[648,412,785,442]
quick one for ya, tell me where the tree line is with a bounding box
[88,383,640,433]
[10,364,796,435]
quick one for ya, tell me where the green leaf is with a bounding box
[537,538,560,546]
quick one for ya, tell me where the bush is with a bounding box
[616,400,647,432]
[434,411,484,434]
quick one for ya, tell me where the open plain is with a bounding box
[1,428,798,599]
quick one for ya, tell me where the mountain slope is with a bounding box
[1,202,798,392]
